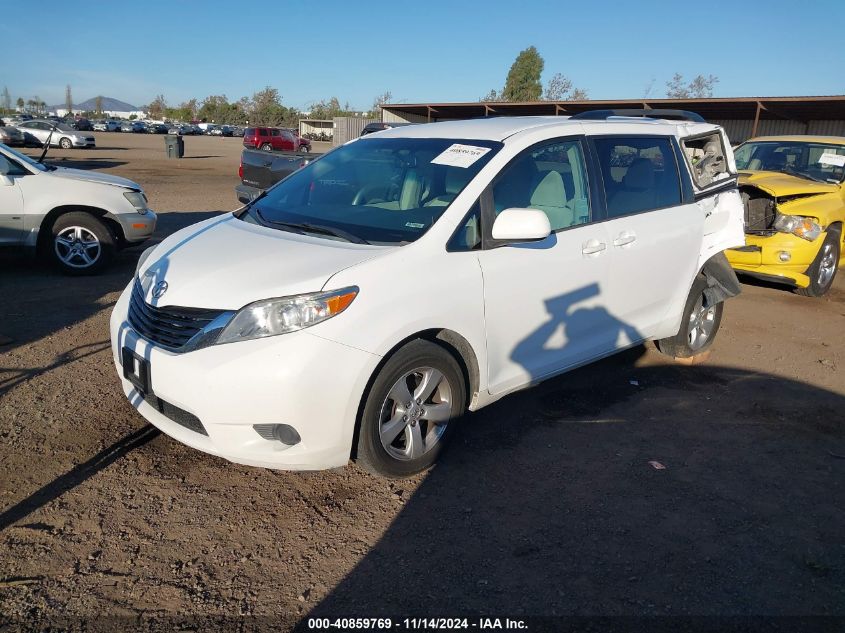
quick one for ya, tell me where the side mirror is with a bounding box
[491,208,551,242]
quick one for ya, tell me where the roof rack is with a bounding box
[570,109,705,123]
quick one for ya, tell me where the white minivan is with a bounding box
[111,112,745,477]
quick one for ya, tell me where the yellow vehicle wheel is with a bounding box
[795,226,841,297]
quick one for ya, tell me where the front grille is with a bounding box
[128,281,224,351]
[144,393,207,435]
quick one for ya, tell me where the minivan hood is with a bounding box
[49,167,141,190]
[738,170,840,196]
[138,214,391,310]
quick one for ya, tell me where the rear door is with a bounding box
[680,130,745,266]
[590,135,701,337]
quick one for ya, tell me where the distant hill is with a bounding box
[51,96,141,112]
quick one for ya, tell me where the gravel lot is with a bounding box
[1,132,843,632]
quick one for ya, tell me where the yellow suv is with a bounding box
[726,136,845,296]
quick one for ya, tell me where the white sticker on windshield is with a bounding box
[818,152,845,167]
[431,144,491,168]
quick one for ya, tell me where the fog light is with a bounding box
[253,424,301,446]
[778,251,791,262]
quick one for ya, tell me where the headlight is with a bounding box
[135,245,156,276]
[216,287,359,345]
[124,191,149,213]
[773,214,822,241]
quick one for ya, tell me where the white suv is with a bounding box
[111,112,744,477]
[0,143,156,274]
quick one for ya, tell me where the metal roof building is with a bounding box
[382,96,845,143]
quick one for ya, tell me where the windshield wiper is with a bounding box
[254,210,370,244]
[782,166,826,183]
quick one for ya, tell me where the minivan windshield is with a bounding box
[734,140,845,183]
[243,137,501,245]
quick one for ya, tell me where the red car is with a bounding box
[243,127,297,152]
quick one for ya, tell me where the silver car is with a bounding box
[16,119,96,149]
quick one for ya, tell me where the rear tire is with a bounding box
[655,275,723,360]
[356,340,465,478]
[49,212,115,275]
[260,143,272,151]
[794,226,840,297]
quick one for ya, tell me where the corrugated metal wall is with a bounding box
[383,110,429,124]
[707,119,845,144]
[332,117,377,146]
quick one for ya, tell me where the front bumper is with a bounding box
[72,138,96,148]
[725,230,827,288]
[112,210,157,245]
[109,283,380,470]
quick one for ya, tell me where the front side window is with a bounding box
[244,137,501,245]
[593,137,681,217]
[491,139,591,231]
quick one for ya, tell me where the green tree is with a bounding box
[479,88,502,101]
[370,90,392,119]
[666,73,718,99]
[198,94,230,123]
[502,46,544,101]
[250,86,291,126]
[148,94,166,119]
[65,84,73,114]
[16,97,24,111]
[542,73,588,101]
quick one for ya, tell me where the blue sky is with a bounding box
[2,0,843,111]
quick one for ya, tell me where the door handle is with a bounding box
[612,232,637,247]
[581,239,607,256]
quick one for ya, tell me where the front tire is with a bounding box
[49,212,115,275]
[59,137,73,149]
[794,226,841,297]
[356,340,465,478]
[655,275,723,360]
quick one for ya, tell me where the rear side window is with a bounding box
[593,137,681,217]
[244,128,255,136]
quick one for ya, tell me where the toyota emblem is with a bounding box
[152,280,169,299]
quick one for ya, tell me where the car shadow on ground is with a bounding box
[306,325,845,623]
[0,210,223,356]
[41,157,128,170]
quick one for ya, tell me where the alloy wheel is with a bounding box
[687,295,717,351]
[54,226,101,269]
[378,367,453,461]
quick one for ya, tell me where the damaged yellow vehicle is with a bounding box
[726,136,845,296]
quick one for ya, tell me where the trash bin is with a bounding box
[164,134,184,159]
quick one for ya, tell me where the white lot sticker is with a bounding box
[818,152,845,167]
[431,144,491,168]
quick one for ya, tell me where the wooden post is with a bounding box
[752,101,762,138]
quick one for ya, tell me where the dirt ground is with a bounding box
[0,132,843,632]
